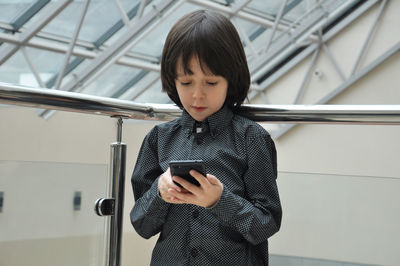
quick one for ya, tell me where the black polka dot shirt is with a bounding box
[130,105,282,266]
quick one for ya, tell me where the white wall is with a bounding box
[256,1,400,265]
[0,1,399,265]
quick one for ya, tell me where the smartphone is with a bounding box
[169,160,206,187]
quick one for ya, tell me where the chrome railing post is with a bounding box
[95,117,126,266]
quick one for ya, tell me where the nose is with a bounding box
[192,85,205,99]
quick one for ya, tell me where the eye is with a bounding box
[207,81,218,86]
[180,81,191,86]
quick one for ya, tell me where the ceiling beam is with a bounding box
[250,0,378,84]
[273,41,399,139]
[0,0,73,65]
[0,32,160,72]
[57,0,175,93]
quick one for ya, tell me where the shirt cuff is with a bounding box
[206,186,240,222]
[145,176,170,213]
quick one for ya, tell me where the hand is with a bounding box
[169,170,223,208]
[158,167,189,203]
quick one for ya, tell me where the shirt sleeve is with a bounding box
[130,127,170,239]
[207,129,282,245]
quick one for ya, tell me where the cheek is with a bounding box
[217,86,228,104]
[176,87,190,106]
[175,85,183,98]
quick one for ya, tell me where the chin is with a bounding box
[192,114,206,122]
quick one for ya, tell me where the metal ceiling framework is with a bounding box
[0,0,398,136]
[250,0,398,138]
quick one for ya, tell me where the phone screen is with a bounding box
[169,160,206,187]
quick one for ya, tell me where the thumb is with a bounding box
[206,174,219,185]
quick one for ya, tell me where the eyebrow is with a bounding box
[176,72,218,77]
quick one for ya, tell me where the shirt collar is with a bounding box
[181,105,233,138]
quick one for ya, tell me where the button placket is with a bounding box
[192,209,200,219]
[190,248,198,257]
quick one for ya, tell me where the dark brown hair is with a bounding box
[161,10,250,109]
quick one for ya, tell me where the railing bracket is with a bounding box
[95,198,115,216]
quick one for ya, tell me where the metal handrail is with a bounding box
[1,82,400,124]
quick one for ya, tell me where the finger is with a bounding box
[179,187,190,193]
[189,170,208,187]
[168,187,191,195]
[165,194,185,204]
[171,197,186,204]
[172,176,200,193]
[168,186,181,193]
[169,183,190,193]
[206,174,219,185]
[168,188,193,203]
[168,182,182,192]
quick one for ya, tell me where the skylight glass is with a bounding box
[0,0,35,24]
[0,0,374,107]
[36,1,139,42]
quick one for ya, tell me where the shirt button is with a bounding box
[190,248,198,257]
[192,210,199,219]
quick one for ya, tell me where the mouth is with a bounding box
[192,106,206,112]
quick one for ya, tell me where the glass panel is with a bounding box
[281,0,321,22]
[280,0,335,23]
[0,160,108,266]
[232,17,268,61]
[129,2,201,59]
[233,17,263,40]
[244,0,349,69]
[272,171,400,266]
[134,79,171,104]
[82,64,141,98]
[56,56,92,89]
[246,0,347,22]
[119,0,163,18]
[246,0,291,17]
[322,0,349,14]
[119,0,140,13]
[29,0,139,42]
[0,50,27,85]
[0,0,35,23]
[103,0,167,48]
[101,22,129,47]
[245,1,327,70]
[0,47,77,88]
[25,46,72,85]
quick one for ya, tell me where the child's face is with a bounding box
[175,56,228,122]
